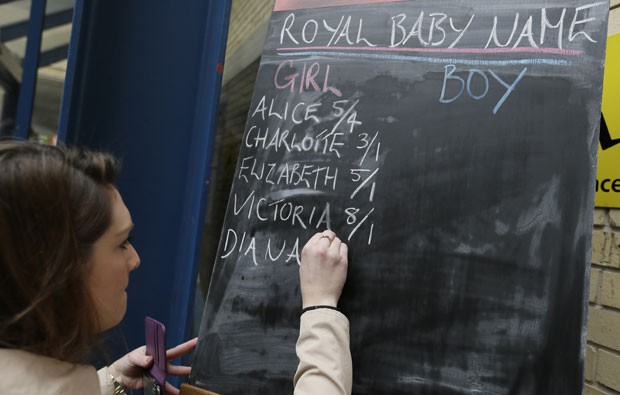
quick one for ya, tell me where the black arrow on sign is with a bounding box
[600,113,620,151]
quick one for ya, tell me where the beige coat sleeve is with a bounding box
[0,349,102,395]
[97,366,115,395]
[293,309,352,395]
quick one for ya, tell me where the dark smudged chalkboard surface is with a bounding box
[190,1,609,394]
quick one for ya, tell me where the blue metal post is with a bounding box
[58,0,232,370]
[15,0,47,140]
[57,0,85,143]
[169,0,232,348]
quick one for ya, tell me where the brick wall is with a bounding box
[584,4,620,394]
[224,0,274,63]
[610,1,620,37]
[586,207,620,395]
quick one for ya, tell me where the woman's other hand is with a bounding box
[108,337,197,395]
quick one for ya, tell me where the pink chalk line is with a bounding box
[277,46,583,56]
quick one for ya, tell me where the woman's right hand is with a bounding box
[299,230,349,308]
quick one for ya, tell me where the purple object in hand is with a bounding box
[145,316,167,388]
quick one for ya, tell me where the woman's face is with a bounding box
[87,188,141,332]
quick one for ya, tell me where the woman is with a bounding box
[0,141,351,395]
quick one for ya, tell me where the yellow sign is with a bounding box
[596,34,620,208]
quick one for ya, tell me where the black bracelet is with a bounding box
[301,305,339,315]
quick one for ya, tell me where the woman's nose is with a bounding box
[128,245,141,271]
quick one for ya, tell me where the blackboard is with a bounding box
[191,1,610,394]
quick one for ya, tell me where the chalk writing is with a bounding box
[238,158,339,190]
[273,3,605,113]
[197,2,609,394]
[390,13,475,48]
[221,228,301,266]
[281,13,376,47]
[278,3,607,49]
[224,69,382,263]
[439,66,528,114]
[274,60,342,96]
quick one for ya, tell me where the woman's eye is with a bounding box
[120,236,134,249]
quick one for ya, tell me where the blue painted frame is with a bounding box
[0,3,73,42]
[14,0,46,139]
[169,0,232,348]
[57,0,85,142]
[58,0,231,364]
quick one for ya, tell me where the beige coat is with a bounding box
[0,309,351,395]
[293,309,352,395]
[0,348,113,395]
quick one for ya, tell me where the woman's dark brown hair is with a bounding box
[0,140,119,362]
